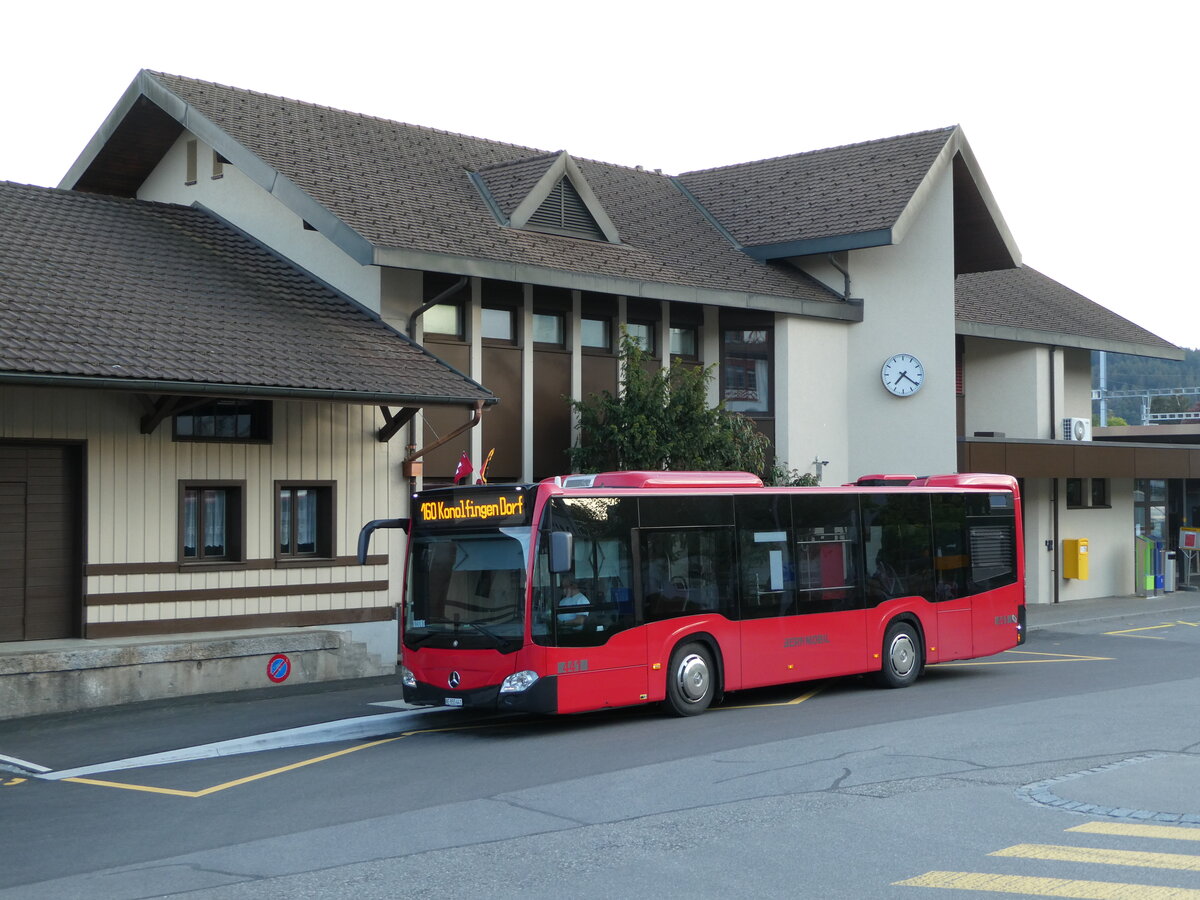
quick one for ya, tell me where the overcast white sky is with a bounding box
[4,1,1196,349]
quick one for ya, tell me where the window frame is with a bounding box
[275,481,337,563]
[173,399,273,444]
[179,480,245,566]
[481,305,518,345]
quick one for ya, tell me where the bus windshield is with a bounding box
[406,526,530,652]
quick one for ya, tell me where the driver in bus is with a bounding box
[557,578,590,627]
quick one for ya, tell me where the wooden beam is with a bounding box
[378,406,418,442]
[139,396,184,435]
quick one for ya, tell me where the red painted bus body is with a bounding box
[393,471,1025,716]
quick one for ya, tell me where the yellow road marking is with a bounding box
[721,685,824,710]
[895,870,1200,897]
[59,719,511,798]
[991,842,1200,871]
[1069,821,1200,842]
[1105,621,1200,637]
[3,777,27,786]
[935,650,1112,667]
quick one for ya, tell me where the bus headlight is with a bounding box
[500,670,539,693]
[400,666,416,688]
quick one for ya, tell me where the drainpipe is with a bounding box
[827,254,852,301]
[407,276,468,336]
[1049,345,1060,603]
[403,276,475,489]
[401,400,486,489]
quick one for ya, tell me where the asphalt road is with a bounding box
[3,595,1200,899]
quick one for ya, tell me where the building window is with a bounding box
[1135,479,1167,538]
[180,482,244,562]
[482,307,516,342]
[174,399,272,443]
[670,325,698,359]
[626,321,654,354]
[581,316,611,351]
[423,303,463,339]
[533,312,565,346]
[722,329,772,414]
[1067,478,1111,510]
[277,482,335,559]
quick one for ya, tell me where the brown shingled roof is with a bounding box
[677,127,957,250]
[0,180,494,404]
[955,266,1180,357]
[98,72,842,309]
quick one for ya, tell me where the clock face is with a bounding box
[881,354,925,396]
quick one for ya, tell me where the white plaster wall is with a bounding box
[841,167,958,476]
[1062,348,1094,421]
[775,315,850,484]
[1058,479,1136,601]
[138,134,382,311]
[962,338,1048,439]
[1022,478,1055,606]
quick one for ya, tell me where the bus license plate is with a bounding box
[445,697,463,707]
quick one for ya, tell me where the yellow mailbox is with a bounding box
[1063,538,1089,579]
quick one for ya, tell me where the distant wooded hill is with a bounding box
[1092,349,1200,424]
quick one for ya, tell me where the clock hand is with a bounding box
[897,371,918,386]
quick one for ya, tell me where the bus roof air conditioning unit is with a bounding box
[1062,417,1092,441]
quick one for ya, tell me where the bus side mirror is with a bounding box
[549,531,574,574]
[357,518,410,565]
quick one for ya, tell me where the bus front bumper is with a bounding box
[403,675,558,714]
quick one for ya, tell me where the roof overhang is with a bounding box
[60,70,376,266]
[956,320,1186,361]
[372,245,862,322]
[959,436,1200,479]
[0,372,497,407]
[739,128,1021,273]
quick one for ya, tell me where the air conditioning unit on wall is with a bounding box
[1062,417,1092,441]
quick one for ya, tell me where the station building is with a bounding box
[0,69,1186,713]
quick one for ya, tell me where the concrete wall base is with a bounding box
[0,627,393,720]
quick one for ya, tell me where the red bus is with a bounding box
[363,471,1024,716]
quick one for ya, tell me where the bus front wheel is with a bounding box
[665,642,715,716]
[877,621,921,688]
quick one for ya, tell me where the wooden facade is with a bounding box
[1,385,400,639]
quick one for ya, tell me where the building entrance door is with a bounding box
[0,443,82,641]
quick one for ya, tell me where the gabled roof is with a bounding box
[61,71,850,320]
[473,150,620,242]
[0,181,495,404]
[677,126,1020,272]
[955,266,1182,359]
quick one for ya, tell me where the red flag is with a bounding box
[453,451,473,484]
[476,448,495,485]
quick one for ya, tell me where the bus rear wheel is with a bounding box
[665,642,715,716]
[877,621,921,688]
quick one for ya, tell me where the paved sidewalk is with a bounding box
[1025,590,1200,631]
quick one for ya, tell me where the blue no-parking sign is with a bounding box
[267,653,292,683]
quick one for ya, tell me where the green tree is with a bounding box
[568,330,770,476]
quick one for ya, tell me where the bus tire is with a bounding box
[877,620,921,689]
[665,642,716,716]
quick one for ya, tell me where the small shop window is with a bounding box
[482,307,517,342]
[180,482,244,563]
[626,321,654,354]
[533,312,565,346]
[174,399,272,443]
[670,325,698,359]
[581,316,611,351]
[277,482,336,559]
[423,303,463,338]
[1067,478,1110,510]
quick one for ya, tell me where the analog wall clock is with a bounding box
[881,353,925,396]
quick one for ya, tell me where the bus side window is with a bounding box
[792,493,864,612]
[735,494,794,619]
[641,527,735,622]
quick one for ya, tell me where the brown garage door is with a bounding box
[0,443,82,641]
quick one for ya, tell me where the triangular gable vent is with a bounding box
[525,177,604,239]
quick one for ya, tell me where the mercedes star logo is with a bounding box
[448,671,461,689]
